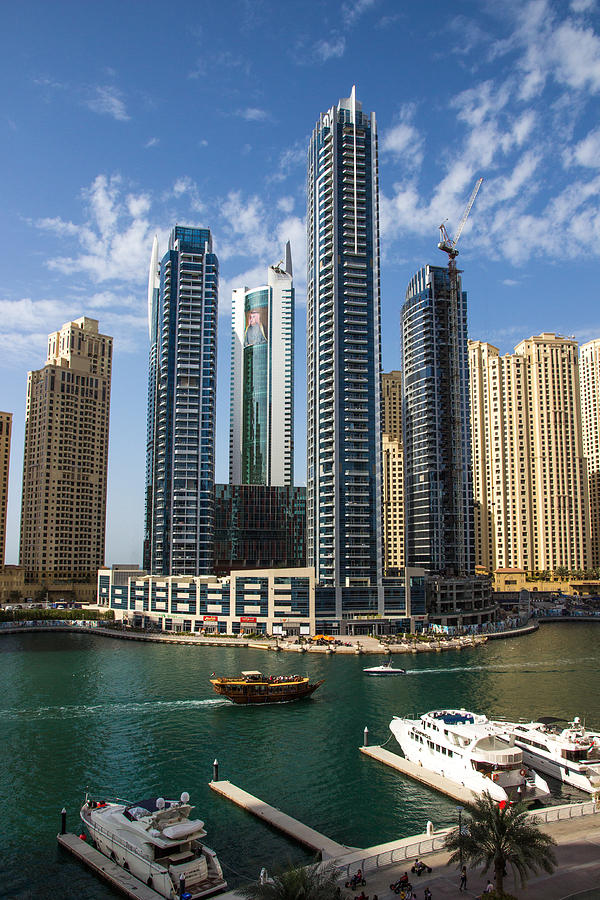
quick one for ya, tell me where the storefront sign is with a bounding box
[240,616,257,623]
[203,615,218,622]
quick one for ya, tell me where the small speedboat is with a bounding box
[80,792,226,898]
[363,661,406,676]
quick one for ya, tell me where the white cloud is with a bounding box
[569,127,600,167]
[314,36,345,61]
[238,107,269,122]
[36,174,163,283]
[381,105,424,170]
[86,85,130,121]
[571,0,596,11]
[268,142,306,183]
[0,330,49,366]
[0,292,148,368]
[277,196,295,214]
[144,137,159,148]
[342,0,377,26]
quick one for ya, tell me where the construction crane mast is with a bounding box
[437,177,482,576]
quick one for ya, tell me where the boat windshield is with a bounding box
[433,712,475,725]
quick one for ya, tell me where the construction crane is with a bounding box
[436,176,482,577]
[438,177,483,262]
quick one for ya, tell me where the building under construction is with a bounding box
[401,264,474,575]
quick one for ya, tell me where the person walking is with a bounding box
[459,866,467,892]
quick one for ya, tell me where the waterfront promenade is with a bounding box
[339,814,600,900]
[216,812,600,900]
[0,618,538,652]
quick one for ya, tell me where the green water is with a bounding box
[1,624,598,898]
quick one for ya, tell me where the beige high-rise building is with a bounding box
[580,339,600,568]
[381,371,404,573]
[0,411,12,567]
[20,317,112,582]
[470,333,589,574]
[382,370,403,440]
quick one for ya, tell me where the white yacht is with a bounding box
[80,792,227,899]
[493,717,600,794]
[390,709,550,804]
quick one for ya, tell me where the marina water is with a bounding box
[1,624,599,898]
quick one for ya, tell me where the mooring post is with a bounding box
[213,758,219,782]
[363,726,369,747]
[179,873,186,897]
[61,807,67,835]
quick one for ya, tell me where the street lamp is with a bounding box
[456,805,464,867]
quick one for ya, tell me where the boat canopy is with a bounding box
[241,671,262,676]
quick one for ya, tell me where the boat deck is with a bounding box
[360,745,477,803]
[209,780,351,859]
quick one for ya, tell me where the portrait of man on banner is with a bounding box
[244,308,268,347]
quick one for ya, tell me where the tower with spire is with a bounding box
[306,87,383,607]
[230,242,295,486]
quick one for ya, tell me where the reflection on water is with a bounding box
[0,623,597,897]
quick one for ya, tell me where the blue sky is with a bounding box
[2,0,600,566]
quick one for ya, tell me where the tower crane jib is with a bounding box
[438,177,483,260]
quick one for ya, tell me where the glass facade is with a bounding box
[214,483,306,574]
[402,265,474,575]
[306,88,383,601]
[242,289,269,483]
[230,247,294,487]
[144,226,218,576]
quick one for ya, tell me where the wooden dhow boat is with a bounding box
[209,670,324,704]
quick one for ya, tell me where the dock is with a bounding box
[360,745,476,803]
[209,780,351,859]
[57,832,163,898]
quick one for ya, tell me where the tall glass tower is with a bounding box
[306,87,383,596]
[402,264,474,575]
[229,243,294,486]
[144,226,219,576]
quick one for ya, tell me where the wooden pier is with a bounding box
[209,780,351,859]
[57,832,164,898]
[360,745,476,803]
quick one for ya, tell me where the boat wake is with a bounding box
[407,658,593,675]
[3,697,229,720]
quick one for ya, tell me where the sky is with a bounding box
[1,0,600,567]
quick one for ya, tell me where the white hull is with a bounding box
[81,801,226,900]
[390,710,550,804]
[493,718,600,795]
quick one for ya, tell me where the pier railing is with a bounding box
[334,799,600,878]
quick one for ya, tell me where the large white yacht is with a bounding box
[80,793,227,899]
[390,709,550,804]
[493,717,600,794]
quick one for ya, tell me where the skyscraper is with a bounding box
[402,265,474,575]
[381,371,404,575]
[144,226,219,576]
[470,334,590,573]
[230,244,294,486]
[580,339,600,568]
[20,317,112,581]
[306,86,383,597]
[0,411,12,567]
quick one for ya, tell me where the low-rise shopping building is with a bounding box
[97,565,431,635]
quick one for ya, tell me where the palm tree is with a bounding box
[238,860,341,900]
[443,795,557,895]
